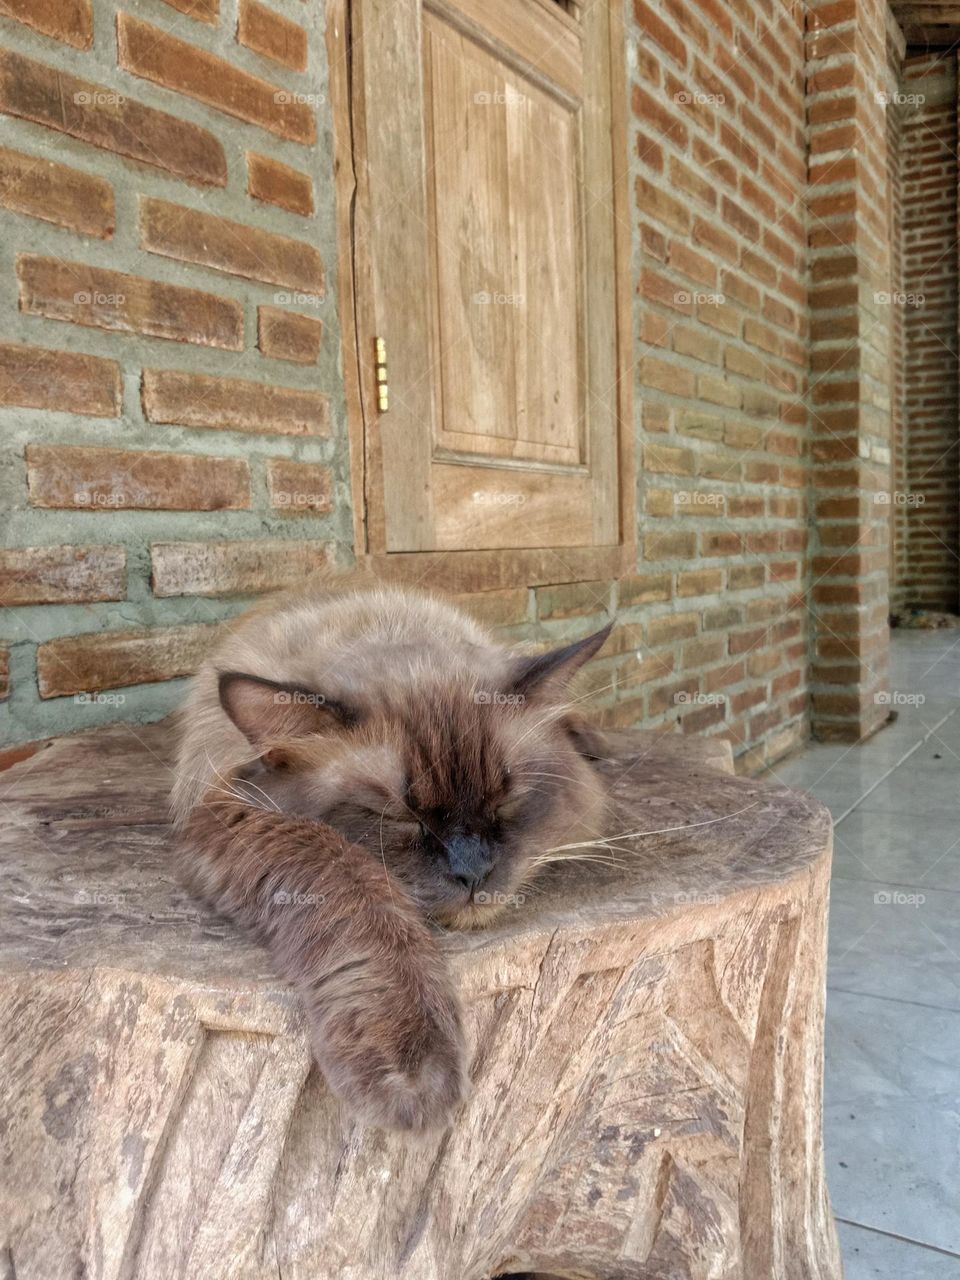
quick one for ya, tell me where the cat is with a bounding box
[171,576,613,1131]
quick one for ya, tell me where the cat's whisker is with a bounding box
[527,849,626,870]
[203,780,277,813]
[230,777,283,812]
[505,676,614,749]
[378,803,398,909]
[519,770,589,785]
[507,704,572,751]
[201,750,282,813]
[539,800,762,852]
[514,676,617,742]
[568,676,618,705]
[506,674,619,755]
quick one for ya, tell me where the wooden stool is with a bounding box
[0,722,842,1280]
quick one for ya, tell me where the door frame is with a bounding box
[326,0,635,591]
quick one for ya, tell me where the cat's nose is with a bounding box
[444,832,495,890]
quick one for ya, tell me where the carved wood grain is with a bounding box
[1,720,841,1280]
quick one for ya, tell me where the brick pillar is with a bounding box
[806,0,893,740]
[901,53,959,610]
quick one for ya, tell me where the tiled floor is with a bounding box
[768,629,960,1279]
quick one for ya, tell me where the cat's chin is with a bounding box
[437,900,510,931]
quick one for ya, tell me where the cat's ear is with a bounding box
[218,672,354,750]
[508,622,613,699]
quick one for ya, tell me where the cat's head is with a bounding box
[216,625,612,927]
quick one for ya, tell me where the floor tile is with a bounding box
[767,631,960,1259]
[825,991,960,1253]
[827,877,960,1011]
[832,809,960,892]
[855,759,960,815]
[838,1222,960,1279]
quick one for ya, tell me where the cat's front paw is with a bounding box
[354,1024,468,1133]
[306,954,468,1132]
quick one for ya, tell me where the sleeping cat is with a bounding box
[171,577,612,1131]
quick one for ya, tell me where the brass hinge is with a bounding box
[374,336,389,413]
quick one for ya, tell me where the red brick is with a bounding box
[159,0,219,20]
[0,0,92,48]
[677,568,723,596]
[37,622,225,698]
[151,539,333,597]
[142,369,330,437]
[639,267,694,313]
[0,49,226,186]
[732,686,773,716]
[693,138,738,190]
[267,458,332,514]
[0,342,120,417]
[450,589,529,629]
[140,197,324,294]
[0,146,114,238]
[595,692,644,729]
[535,580,611,620]
[117,13,316,144]
[647,611,699,644]
[632,0,688,65]
[603,622,646,656]
[690,0,733,39]
[635,174,691,233]
[0,742,41,769]
[257,306,322,364]
[728,627,768,656]
[681,635,725,667]
[720,122,759,173]
[640,311,671,347]
[772,669,802,699]
[667,239,717,287]
[238,0,308,71]
[631,651,678,689]
[701,531,743,556]
[722,195,761,241]
[648,677,699,717]
[699,375,740,408]
[247,152,314,216]
[641,357,696,398]
[661,0,710,53]
[26,445,251,512]
[747,535,788,567]
[636,132,665,172]
[0,545,125,605]
[631,86,689,149]
[644,530,697,559]
[618,572,672,607]
[17,255,244,351]
[693,217,738,261]
[643,442,696,474]
[705,659,744,691]
[680,700,727,733]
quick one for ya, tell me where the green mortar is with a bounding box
[0,0,356,745]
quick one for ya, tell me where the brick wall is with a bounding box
[627,0,810,770]
[899,52,958,611]
[805,0,894,741]
[887,28,906,611]
[0,0,911,766]
[0,0,351,741]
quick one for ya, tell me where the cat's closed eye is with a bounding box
[495,794,525,822]
[326,799,418,835]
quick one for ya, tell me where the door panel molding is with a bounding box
[330,0,635,584]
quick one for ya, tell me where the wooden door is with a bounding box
[350,0,628,557]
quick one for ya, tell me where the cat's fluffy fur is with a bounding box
[172,576,612,1130]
